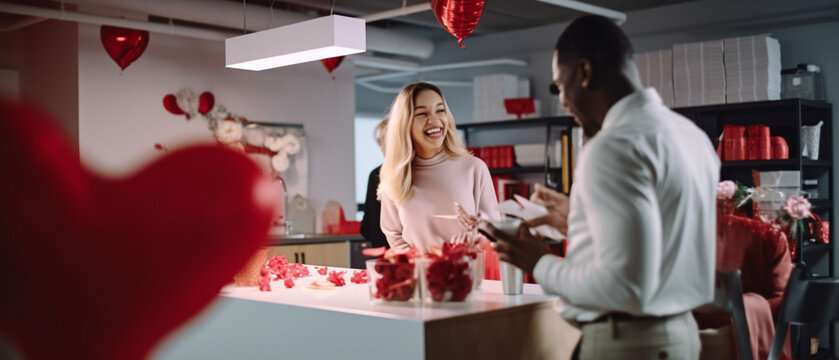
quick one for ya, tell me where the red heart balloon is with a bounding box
[321,56,344,74]
[431,0,487,48]
[198,91,215,115]
[100,25,149,71]
[163,94,186,117]
[0,99,275,359]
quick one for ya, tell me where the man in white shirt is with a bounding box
[488,15,719,360]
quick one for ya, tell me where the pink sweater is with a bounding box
[380,151,500,252]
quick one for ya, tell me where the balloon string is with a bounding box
[242,0,247,34]
[458,38,466,49]
[269,0,276,28]
[330,0,335,16]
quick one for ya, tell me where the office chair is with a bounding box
[768,265,839,360]
[696,270,755,360]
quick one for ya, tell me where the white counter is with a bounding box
[152,266,574,360]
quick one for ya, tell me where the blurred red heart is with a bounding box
[431,0,487,48]
[100,25,149,71]
[0,100,275,359]
[321,56,344,74]
[198,91,215,115]
[162,94,185,116]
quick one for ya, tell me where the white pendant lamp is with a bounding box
[226,15,366,71]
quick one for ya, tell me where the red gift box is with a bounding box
[723,125,747,161]
[747,125,771,160]
[504,98,535,119]
[771,136,789,159]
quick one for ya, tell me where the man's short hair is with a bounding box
[555,15,633,70]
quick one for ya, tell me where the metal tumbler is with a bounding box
[500,261,523,295]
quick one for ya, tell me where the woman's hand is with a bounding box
[450,231,481,246]
[526,184,570,236]
[455,202,478,232]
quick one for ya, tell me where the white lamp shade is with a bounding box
[226,15,366,71]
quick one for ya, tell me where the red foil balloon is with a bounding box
[321,56,344,74]
[432,0,487,48]
[0,99,275,360]
[198,91,215,115]
[101,25,149,71]
[162,94,185,116]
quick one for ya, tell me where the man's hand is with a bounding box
[526,183,570,236]
[483,221,552,273]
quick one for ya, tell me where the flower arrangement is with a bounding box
[716,180,752,215]
[717,180,737,200]
[717,180,824,260]
[161,89,303,175]
[783,196,812,220]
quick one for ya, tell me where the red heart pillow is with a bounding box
[0,99,275,359]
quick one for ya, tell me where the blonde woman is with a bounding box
[379,82,500,252]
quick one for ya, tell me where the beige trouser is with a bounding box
[577,312,701,360]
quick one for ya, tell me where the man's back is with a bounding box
[542,88,720,321]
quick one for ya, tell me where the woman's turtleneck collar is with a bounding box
[413,149,448,167]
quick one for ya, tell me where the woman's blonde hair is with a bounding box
[378,82,470,204]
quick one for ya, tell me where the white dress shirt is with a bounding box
[533,89,720,322]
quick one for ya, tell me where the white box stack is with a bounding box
[635,49,675,107]
[724,34,781,103]
[673,40,726,107]
[513,144,545,166]
[473,74,531,122]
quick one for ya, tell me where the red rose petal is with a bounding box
[350,270,369,284]
[258,267,271,292]
[326,270,346,287]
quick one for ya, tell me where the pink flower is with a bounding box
[784,196,812,219]
[717,181,737,200]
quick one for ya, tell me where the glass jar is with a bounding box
[419,256,477,302]
[366,258,418,302]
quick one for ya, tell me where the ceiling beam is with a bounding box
[360,3,431,23]
[535,0,627,24]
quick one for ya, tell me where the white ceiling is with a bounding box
[251,0,695,40]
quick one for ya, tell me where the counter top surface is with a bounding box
[155,266,569,360]
[267,233,365,246]
[220,265,556,323]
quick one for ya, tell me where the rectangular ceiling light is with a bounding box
[226,15,366,71]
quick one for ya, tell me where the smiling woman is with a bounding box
[378,82,501,253]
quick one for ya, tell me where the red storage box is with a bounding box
[771,136,789,159]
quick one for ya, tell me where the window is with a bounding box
[354,115,385,219]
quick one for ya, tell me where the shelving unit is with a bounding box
[457,116,577,195]
[459,99,833,275]
[676,98,834,360]
[674,98,833,277]
[488,166,562,176]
